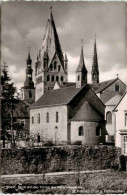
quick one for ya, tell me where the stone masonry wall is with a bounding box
[1,145,122,175]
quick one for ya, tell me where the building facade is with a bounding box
[113,90,127,155]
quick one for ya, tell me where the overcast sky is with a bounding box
[1,2,127,91]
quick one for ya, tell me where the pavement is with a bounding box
[1,169,109,179]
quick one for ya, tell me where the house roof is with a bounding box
[70,101,103,121]
[105,94,122,106]
[31,85,84,108]
[93,78,117,93]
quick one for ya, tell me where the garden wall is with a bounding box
[1,145,123,175]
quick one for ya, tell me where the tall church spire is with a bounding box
[91,36,99,85]
[76,40,87,88]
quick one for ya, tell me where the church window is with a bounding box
[106,111,112,124]
[56,112,58,123]
[47,75,50,82]
[50,64,53,71]
[79,126,84,136]
[37,113,40,123]
[51,75,54,82]
[46,112,49,123]
[61,76,63,82]
[58,65,61,72]
[54,61,57,70]
[96,126,101,136]
[78,75,80,81]
[56,76,59,81]
[29,90,32,98]
[32,117,34,124]
[115,84,119,92]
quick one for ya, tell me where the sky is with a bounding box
[1,2,127,92]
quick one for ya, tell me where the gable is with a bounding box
[48,52,65,73]
[70,101,103,121]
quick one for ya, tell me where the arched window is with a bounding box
[61,76,63,82]
[32,117,34,124]
[47,75,50,82]
[58,65,61,72]
[96,126,101,136]
[56,76,59,81]
[79,126,84,136]
[46,112,49,123]
[78,75,80,81]
[54,61,57,70]
[50,64,53,71]
[29,90,32,98]
[115,84,119,92]
[56,112,58,123]
[106,111,112,124]
[37,113,40,123]
[51,75,54,82]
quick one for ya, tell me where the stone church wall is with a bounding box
[30,105,68,143]
[1,146,122,175]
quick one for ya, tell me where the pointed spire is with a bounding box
[76,39,87,73]
[26,51,32,65]
[91,35,99,84]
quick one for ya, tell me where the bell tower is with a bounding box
[76,40,88,88]
[21,52,35,104]
[91,36,99,85]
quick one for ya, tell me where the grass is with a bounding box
[1,170,127,194]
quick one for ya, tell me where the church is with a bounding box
[21,8,126,145]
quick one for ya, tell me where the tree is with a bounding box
[1,63,16,148]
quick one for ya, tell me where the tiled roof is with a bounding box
[71,101,103,121]
[105,94,122,106]
[31,85,85,108]
[93,78,117,93]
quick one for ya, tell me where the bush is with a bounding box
[72,141,82,145]
[43,141,54,146]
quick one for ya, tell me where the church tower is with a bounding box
[91,37,99,85]
[21,52,35,104]
[35,8,68,101]
[76,41,88,88]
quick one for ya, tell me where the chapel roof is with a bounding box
[105,94,122,106]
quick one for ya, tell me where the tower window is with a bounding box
[78,75,80,81]
[54,61,57,70]
[58,65,61,72]
[79,126,84,136]
[61,76,63,82]
[96,126,101,136]
[115,84,119,92]
[27,74,31,78]
[56,76,59,81]
[56,112,58,123]
[29,90,32,98]
[47,75,50,82]
[32,117,34,124]
[51,75,54,82]
[106,111,112,124]
[46,112,49,123]
[37,113,40,123]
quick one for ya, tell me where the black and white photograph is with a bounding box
[1,1,127,194]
